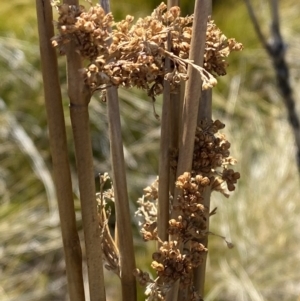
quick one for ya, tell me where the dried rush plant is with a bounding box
[37,1,242,301]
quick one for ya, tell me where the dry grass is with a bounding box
[205,115,300,301]
[203,37,300,299]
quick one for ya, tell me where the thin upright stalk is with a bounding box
[193,3,212,296]
[167,0,181,198]
[158,50,171,243]
[176,0,210,179]
[36,1,85,300]
[198,89,212,122]
[169,91,181,196]
[171,0,210,217]
[106,87,137,301]
[168,0,180,8]
[63,0,106,300]
[167,1,210,300]
[168,0,209,234]
[101,1,137,300]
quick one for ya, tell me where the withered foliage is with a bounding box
[96,174,120,277]
[52,2,242,98]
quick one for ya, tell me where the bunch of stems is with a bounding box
[37,0,136,299]
[163,1,213,300]
[36,0,219,300]
[37,0,106,300]
[36,1,86,300]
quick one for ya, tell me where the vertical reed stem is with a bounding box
[158,51,171,243]
[193,3,212,296]
[101,1,137,300]
[63,1,106,300]
[36,1,85,300]
[194,89,213,296]
[175,0,210,179]
[168,0,180,8]
[106,87,137,301]
[167,1,210,300]
[167,0,181,199]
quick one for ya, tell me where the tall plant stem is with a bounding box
[169,91,181,196]
[101,1,137,300]
[36,1,85,300]
[106,87,137,301]
[63,1,106,300]
[158,48,171,243]
[194,88,212,294]
[198,89,212,122]
[193,3,212,296]
[167,1,210,300]
[167,0,181,197]
[168,0,180,8]
[172,0,211,212]
[175,0,210,180]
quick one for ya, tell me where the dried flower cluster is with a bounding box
[171,119,240,197]
[52,2,242,98]
[135,119,240,300]
[205,19,243,76]
[135,175,210,300]
[170,172,209,242]
[134,240,206,301]
[135,177,159,241]
[51,3,112,59]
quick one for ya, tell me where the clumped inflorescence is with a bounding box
[135,175,209,300]
[171,119,240,196]
[135,120,240,300]
[170,172,210,242]
[136,177,159,241]
[52,2,242,98]
[205,19,243,77]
